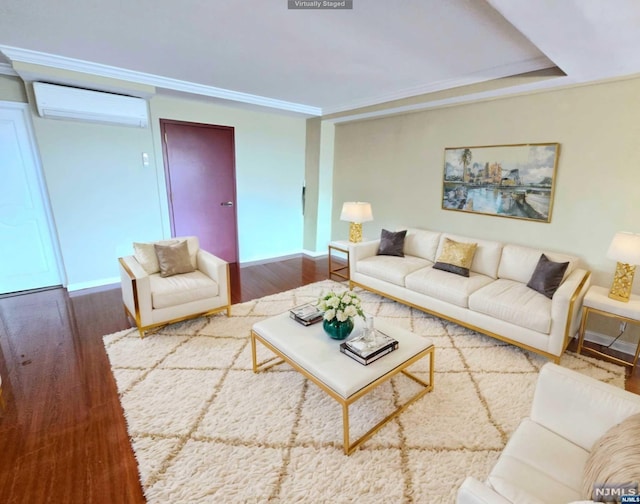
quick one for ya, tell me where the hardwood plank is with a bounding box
[0,254,637,502]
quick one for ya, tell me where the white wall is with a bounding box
[29,101,162,290]
[0,74,307,289]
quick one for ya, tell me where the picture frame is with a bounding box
[442,143,560,223]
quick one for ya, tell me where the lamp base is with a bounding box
[608,262,636,302]
[349,222,363,243]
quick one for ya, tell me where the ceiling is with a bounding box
[1,0,639,118]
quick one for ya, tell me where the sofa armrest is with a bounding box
[456,477,512,504]
[119,255,152,326]
[197,250,230,305]
[530,363,640,451]
[547,268,590,356]
[348,239,380,270]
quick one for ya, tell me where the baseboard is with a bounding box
[583,329,637,357]
[66,276,120,293]
[302,249,327,258]
[239,250,329,267]
[240,253,302,268]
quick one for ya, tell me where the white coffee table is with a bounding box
[251,314,435,455]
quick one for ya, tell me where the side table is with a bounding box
[328,240,350,281]
[577,285,640,368]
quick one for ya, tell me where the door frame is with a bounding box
[1,100,66,290]
[159,118,240,262]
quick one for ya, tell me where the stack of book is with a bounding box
[289,303,324,326]
[340,330,399,365]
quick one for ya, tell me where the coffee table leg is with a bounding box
[251,331,286,373]
[251,331,258,372]
[342,346,435,455]
[342,403,350,455]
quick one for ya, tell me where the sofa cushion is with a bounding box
[405,267,494,308]
[356,255,431,287]
[469,279,552,334]
[433,237,477,277]
[403,228,441,262]
[150,270,219,309]
[488,418,587,504]
[499,244,577,284]
[527,254,569,299]
[377,229,407,257]
[436,233,503,279]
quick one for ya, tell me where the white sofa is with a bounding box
[119,236,230,336]
[457,363,640,503]
[349,228,591,361]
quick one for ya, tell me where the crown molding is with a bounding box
[0,62,18,76]
[0,45,322,116]
[322,56,555,115]
[327,73,580,124]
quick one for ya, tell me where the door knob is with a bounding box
[220,201,234,207]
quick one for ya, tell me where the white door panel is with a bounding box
[0,103,62,294]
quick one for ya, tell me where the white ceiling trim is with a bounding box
[322,56,556,115]
[0,45,322,116]
[0,62,17,77]
[327,73,581,124]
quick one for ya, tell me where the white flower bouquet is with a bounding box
[317,290,365,322]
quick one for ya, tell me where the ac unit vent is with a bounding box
[33,82,149,128]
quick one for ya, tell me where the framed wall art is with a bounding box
[442,143,560,223]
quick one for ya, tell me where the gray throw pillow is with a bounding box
[377,229,407,257]
[154,240,195,277]
[526,253,569,298]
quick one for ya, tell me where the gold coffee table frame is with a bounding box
[251,330,434,455]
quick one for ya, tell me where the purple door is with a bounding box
[161,120,239,263]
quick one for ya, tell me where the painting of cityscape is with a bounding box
[442,143,559,223]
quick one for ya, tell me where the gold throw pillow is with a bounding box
[433,238,477,277]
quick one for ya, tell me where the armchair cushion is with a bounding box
[487,418,587,504]
[155,240,195,277]
[150,270,219,309]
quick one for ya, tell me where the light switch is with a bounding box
[142,152,149,167]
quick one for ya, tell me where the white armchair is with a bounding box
[457,363,640,504]
[119,236,230,337]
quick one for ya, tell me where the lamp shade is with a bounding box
[607,232,640,265]
[340,202,373,223]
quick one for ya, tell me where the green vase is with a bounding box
[322,317,354,340]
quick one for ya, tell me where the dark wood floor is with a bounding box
[0,256,638,503]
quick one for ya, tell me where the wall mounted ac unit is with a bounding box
[32,82,149,128]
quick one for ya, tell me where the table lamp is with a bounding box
[606,231,640,302]
[340,202,373,243]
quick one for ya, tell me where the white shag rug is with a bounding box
[103,280,626,504]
